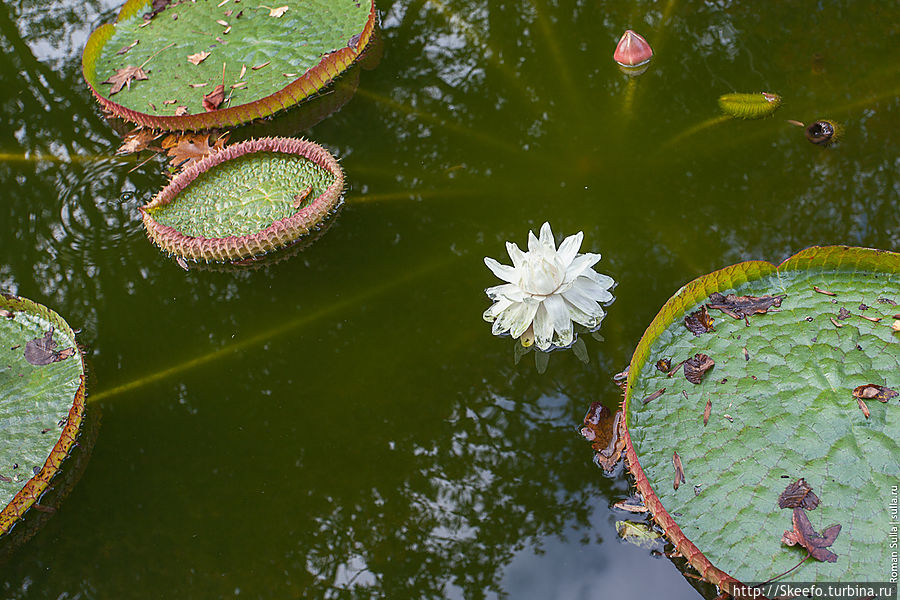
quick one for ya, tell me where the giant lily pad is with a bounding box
[622,246,899,593]
[140,137,344,262]
[82,0,376,130]
[0,294,86,538]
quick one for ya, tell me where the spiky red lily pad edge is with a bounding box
[81,0,377,131]
[0,294,86,538]
[620,245,900,597]
[140,137,345,263]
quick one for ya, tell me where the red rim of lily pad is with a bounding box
[140,137,344,262]
[0,294,86,538]
[81,0,377,131]
[620,245,900,595]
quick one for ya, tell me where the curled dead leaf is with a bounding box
[778,478,820,510]
[684,353,714,384]
[684,305,715,336]
[202,84,226,111]
[852,384,898,403]
[673,451,685,490]
[813,286,837,296]
[702,399,711,426]
[857,397,870,419]
[581,403,626,473]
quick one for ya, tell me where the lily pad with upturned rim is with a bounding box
[82,0,376,130]
[140,137,344,262]
[0,294,86,538]
[621,246,899,594]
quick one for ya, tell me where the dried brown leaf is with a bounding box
[857,397,870,419]
[101,65,149,95]
[708,292,785,320]
[581,404,626,472]
[239,64,247,79]
[202,84,226,111]
[174,106,189,116]
[813,286,837,296]
[684,305,715,336]
[116,128,159,155]
[267,6,289,17]
[165,132,229,169]
[778,478,820,510]
[252,61,270,70]
[703,399,711,426]
[187,50,211,65]
[673,451,685,490]
[24,328,75,366]
[837,307,851,320]
[684,353,714,384]
[852,384,898,403]
[783,508,841,563]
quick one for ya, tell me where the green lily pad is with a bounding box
[718,92,782,119]
[0,294,86,538]
[622,246,899,593]
[82,0,376,130]
[140,137,344,262]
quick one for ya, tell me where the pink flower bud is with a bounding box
[614,30,653,67]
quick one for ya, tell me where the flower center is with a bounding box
[520,251,564,296]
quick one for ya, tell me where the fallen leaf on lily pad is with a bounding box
[707,292,785,321]
[782,507,841,563]
[264,5,289,17]
[684,305,715,336]
[187,51,210,65]
[102,65,148,95]
[778,478,819,510]
[684,353,714,384]
[202,84,226,111]
[673,451,685,490]
[24,328,75,366]
[852,384,898,403]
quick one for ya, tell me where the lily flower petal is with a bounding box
[538,222,554,248]
[506,241,527,270]
[562,252,602,284]
[556,231,583,267]
[484,256,518,283]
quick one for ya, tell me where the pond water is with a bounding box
[1,0,898,598]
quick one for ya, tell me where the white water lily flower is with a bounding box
[483,222,615,351]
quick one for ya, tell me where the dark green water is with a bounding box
[1,0,898,598]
